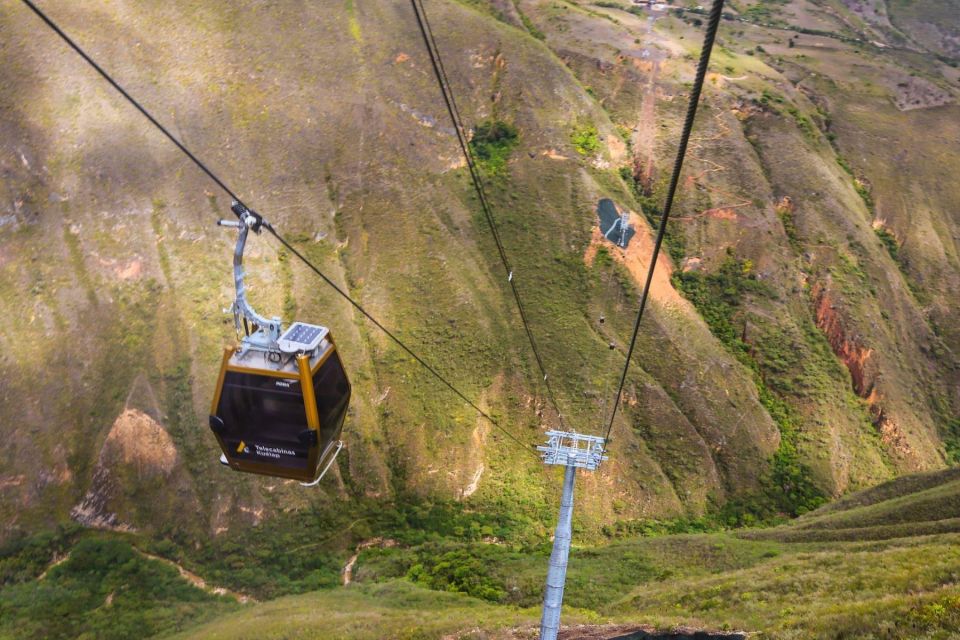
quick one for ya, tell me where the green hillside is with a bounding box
[2,0,957,538]
[1,0,959,637]
[5,465,959,639]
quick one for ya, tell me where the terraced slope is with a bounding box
[608,466,960,637]
[743,465,960,541]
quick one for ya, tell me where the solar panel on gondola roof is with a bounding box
[287,323,323,344]
[279,322,328,353]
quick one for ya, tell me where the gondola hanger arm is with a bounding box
[218,201,282,354]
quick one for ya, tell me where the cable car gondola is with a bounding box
[208,202,350,485]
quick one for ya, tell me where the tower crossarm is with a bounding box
[536,430,607,470]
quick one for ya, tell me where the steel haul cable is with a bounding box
[410,0,570,432]
[18,0,539,457]
[602,0,727,451]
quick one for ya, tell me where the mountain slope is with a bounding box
[0,0,958,544]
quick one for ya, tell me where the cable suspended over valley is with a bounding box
[410,0,570,432]
[18,0,541,457]
[21,0,727,463]
[602,0,726,452]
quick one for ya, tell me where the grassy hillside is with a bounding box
[610,467,960,637]
[0,0,785,541]
[167,581,552,640]
[4,464,955,639]
[1,0,959,635]
[172,466,960,639]
[0,529,239,640]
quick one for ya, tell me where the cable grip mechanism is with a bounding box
[217,201,282,357]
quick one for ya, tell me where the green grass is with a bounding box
[345,0,361,43]
[0,536,236,640]
[740,0,789,23]
[874,225,900,262]
[614,535,960,638]
[170,580,557,640]
[814,467,960,515]
[514,2,546,40]
[608,470,960,636]
[785,106,817,140]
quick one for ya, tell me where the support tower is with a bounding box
[537,431,607,640]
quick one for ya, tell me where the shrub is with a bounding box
[836,155,854,175]
[470,120,519,174]
[785,106,816,139]
[571,123,601,155]
[517,10,545,40]
[407,547,506,602]
[944,417,960,465]
[874,226,899,262]
[595,246,613,268]
[854,178,874,211]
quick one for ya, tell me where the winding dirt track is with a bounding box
[137,550,256,603]
[634,59,660,189]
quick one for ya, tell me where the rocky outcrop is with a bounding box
[811,282,917,464]
[71,407,198,533]
[812,283,875,398]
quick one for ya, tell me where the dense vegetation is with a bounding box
[0,536,235,640]
[407,546,509,601]
[148,498,542,601]
[674,254,827,522]
[0,524,82,587]
[165,470,960,638]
